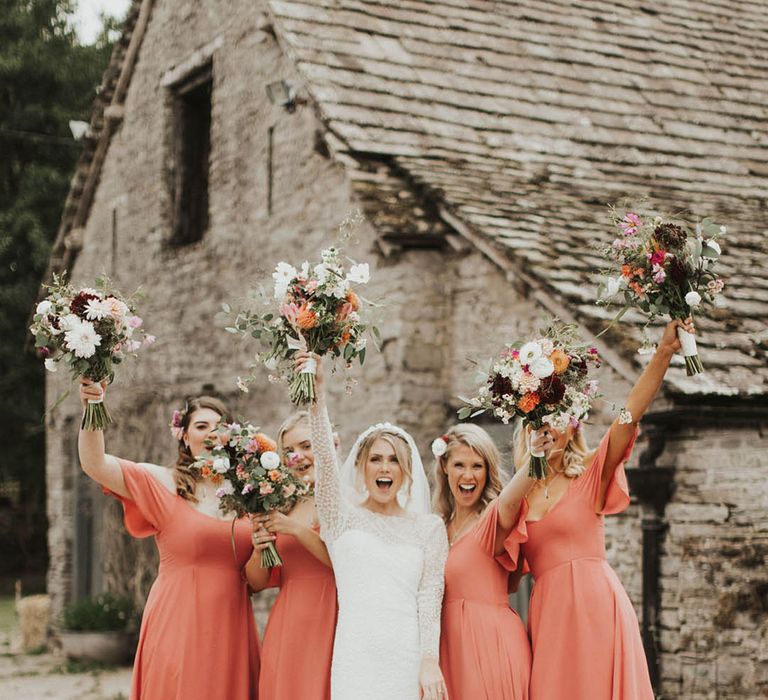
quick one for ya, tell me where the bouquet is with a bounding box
[458,322,602,479]
[228,246,379,404]
[597,207,726,375]
[190,421,311,567]
[30,274,154,430]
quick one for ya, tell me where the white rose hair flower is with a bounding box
[431,436,449,457]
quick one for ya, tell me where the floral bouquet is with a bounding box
[458,322,602,479]
[597,207,726,375]
[30,274,154,430]
[227,246,379,405]
[190,421,311,567]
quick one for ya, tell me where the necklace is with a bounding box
[449,511,480,544]
[539,469,565,500]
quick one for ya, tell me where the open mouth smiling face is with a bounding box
[364,438,404,504]
[445,444,487,508]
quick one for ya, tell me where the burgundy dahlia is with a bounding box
[654,223,687,250]
[70,291,99,317]
[539,375,566,405]
[668,257,689,288]
[489,374,513,399]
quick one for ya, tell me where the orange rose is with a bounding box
[296,303,319,330]
[346,289,360,311]
[518,393,541,413]
[268,469,283,483]
[211,473,223,486]
[550,349,570,375]
[253,433,277,453]
[201,465,213,479]
[621,264,632,278]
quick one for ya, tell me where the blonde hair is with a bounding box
[354,429,413,498]
[277,411,310,460]
[433,424,504,522]
[513,422,589,478]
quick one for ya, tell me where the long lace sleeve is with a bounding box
[309,398,348,543]
[417,515,448,659]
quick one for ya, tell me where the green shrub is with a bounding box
[61,593,135,632]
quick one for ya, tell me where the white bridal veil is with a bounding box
[340,422,432,515]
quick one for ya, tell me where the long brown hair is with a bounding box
[172,396,230,502]
[432,424,504,522]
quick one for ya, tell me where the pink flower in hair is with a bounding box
[170,409,184,441]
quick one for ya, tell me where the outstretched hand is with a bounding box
[295,351,325,390]
[657,317,695,356]
[78,376,107,409]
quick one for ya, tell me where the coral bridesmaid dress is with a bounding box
[259,529,337,700]
[505,431,654,700]
[440,501,531,699]
[108,460,260,700]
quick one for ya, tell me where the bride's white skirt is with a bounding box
[329,529,423,700]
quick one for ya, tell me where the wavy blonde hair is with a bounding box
[432,424,504,522]
[354,429,413,499]
[512,422,589,478]
[277,411,310,461]
[172,396,231,502]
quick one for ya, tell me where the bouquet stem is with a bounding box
[81,399,112,431]
[528,427,549,479]
[676,327,703,376]
[289,358,317,405]
[260,541,284,568]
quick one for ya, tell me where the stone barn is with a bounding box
[43,1,768,697]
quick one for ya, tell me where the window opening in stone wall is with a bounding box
[169,64,212,246]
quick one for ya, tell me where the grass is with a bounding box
[0,595,16,634]
[52,658,116,675]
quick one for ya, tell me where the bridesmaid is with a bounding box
[246,411,337,700]
[77,380,259,699]
[433,423,535,699]
[510,318,694,699]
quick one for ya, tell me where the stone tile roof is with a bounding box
[268,0,768,397]
[49,0,768,397]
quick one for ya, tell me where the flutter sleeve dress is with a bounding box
[508,431,654,700]
[106,459,260,700]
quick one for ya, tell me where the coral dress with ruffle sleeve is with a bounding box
[505,432,654,700]
[440,500,531,699]
[107,459,260,700]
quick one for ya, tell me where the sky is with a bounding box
[72,0,132,44]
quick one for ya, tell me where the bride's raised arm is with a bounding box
[417,516,449,696]
[298,353,347,542]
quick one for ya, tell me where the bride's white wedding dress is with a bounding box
[310,402,448,700]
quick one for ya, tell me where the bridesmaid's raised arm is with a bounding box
[601,317,695,495]
[77,378,128,498]
[496,461,536,534]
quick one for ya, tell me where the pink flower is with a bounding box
[649,250,667,267]
[128,316,143,328]
[652,264,666,284]
[707,278,725,294]
[142,335,156,347]
[242,483,255,496]
[280,302,300,326]
[620,212,642,235]
[282,483,297,498]
[259,482,274,495]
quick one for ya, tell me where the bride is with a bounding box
[296,352,449,700]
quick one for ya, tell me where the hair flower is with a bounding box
[431,436,450,457]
